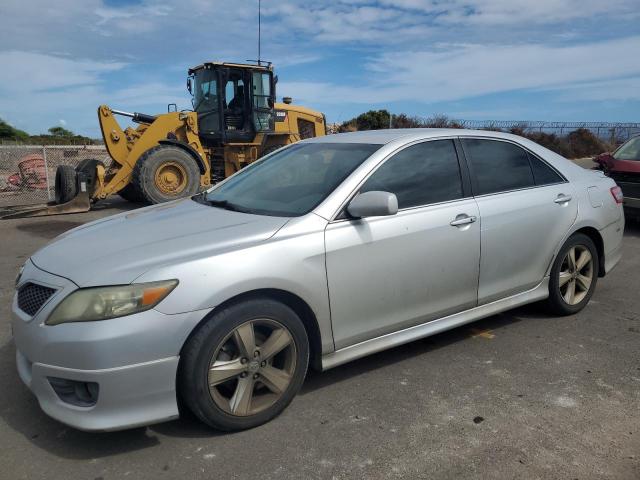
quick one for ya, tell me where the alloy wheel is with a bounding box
[207,319,297,416]
[558,245,594,305]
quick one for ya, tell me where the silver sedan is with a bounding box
[12,129,624,431]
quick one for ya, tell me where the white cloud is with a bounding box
[0,51,125,93]
[1,0,639,134]
[281,36,640,105]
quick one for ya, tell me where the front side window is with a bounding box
[613,136,640,161]
[462,139,534,195]
[201,143,381,217]
[360,140,463,209]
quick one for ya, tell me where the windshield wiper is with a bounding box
[202,198,252,213]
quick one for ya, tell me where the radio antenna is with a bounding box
[258,0,261,65]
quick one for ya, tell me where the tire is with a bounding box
[547,233,598,315]
[132,145,201,204]
[54,165,77,204]
[179,298,309,431]
[117,183,145,203]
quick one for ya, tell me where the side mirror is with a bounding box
[187,77,192,95]
[347,191,398,219]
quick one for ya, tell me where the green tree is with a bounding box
[0,118,29,140]
[340,109,392,132]
[48,125,75,137]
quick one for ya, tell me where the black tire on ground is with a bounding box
[547,233,599,316]
[132,145,201,204]
[179,297,309,431]
[117,183,146,203]
[54,165,77,204]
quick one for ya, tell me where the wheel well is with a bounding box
[574,227,605,277]
[179,289,324,371]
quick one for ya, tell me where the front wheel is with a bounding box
[132,145,201,204]
[179,298,309,431]
[547,233,598,315]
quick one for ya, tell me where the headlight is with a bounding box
[46,280,178,326]
[15,264,25,287]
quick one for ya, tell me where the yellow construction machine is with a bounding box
[4,61,326,218]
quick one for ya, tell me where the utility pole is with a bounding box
[258,0,261,65]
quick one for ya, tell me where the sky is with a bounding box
[0,0,639,137]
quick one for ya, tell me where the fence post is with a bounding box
[42,146,52,202]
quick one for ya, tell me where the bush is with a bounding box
[523,132,573,158]
[422,114,463,129]
[391,113,424,128]
[339,110,392,131]
[566,128,606,158]
[337,111,613,159]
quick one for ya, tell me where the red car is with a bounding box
[595,135,640,216]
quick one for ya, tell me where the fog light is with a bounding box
[48,377,99,407]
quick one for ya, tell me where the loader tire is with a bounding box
[117,183,145,203]
[132,146,201,204]
[54,165,77,204]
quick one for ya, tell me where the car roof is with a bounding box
[305,128,527,145]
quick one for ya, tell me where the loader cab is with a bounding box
[188,62,276,144]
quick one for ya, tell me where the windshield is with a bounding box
[200,143,382,217]
[614,136,640,161]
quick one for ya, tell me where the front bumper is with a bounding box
[16,349,180,431]
[12,260,212,431]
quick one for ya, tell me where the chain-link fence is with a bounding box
[0,145,110,207]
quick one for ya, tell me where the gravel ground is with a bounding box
[0,195,638,480]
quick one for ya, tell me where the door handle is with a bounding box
[450,214,477,226]
[554,194,572,204]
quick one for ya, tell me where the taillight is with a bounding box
[610,186,623,204]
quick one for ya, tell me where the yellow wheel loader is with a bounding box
[2,62,326,219]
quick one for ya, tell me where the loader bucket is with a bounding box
[0,172,92,220]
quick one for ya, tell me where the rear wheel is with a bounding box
[180,298,309,431]
[132,146,201,204]
[54,165,77,204]
[547,233,598,315]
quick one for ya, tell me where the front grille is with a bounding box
[17,282,56,316]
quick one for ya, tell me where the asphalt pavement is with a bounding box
[0,195,638,479]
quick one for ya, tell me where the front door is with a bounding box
[325,139,481,349]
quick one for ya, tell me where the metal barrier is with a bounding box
[0,145,110,207]
[450,120,640,142]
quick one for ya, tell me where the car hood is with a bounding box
[31,198,289,287]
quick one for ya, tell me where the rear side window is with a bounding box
[360,139,463,209]
[462,139,534,195]
[528,153,564,185]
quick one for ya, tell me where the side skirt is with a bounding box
[321,278,549,370]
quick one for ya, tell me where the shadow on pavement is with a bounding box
[0,305,541,455]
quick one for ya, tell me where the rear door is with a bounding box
[325,139,481,349]
[460,137,577,304]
